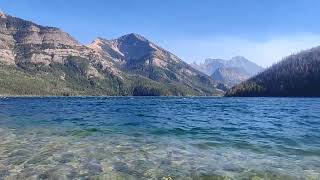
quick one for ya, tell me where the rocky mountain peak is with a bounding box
[0,13,80,46]
[204,58,224,64]
[230,56,249,62]
[88,37,125,60]
[89,37,107,48]
[118,33,148,42]
[0,11,6,18]
[89,33,159,62]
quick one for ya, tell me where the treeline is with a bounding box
[0,56,210,96]
[226,46,320,97]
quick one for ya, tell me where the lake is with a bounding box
[0,97,319,179]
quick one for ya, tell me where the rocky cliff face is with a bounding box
[0,13,223,96]
[0,13,120,78]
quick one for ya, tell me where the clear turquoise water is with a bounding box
[0,97,319,179]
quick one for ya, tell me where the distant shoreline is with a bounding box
[0,95,223,98]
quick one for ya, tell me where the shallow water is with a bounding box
[0,97,319,179]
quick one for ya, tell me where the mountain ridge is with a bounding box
[0,13,223,96]
[191,56,264,76]
[191,56,263,87]
[88,33,225,95]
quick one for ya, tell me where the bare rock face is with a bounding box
[0,14,79,46]
[0,13,121,78]
[0,13,85,63]
[89,33,180,68]
[0,13,15,65]
[0,13,79,65]
[88,37,125,62]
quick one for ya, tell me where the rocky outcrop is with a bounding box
[0,13,121,78]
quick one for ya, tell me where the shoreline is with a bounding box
[0,94,225,98]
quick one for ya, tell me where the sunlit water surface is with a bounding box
[0,97,319,180]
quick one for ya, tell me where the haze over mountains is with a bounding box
[0,12,224,96]
[191,56,264,87]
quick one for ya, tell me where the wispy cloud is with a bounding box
[159,34,320,68]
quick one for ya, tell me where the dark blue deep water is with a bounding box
[0,97,319,179]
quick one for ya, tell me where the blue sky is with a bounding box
[1,0,320,67]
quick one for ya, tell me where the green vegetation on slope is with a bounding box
[226,47,320,97]
[0,13,223,96]
[0,56,222,96]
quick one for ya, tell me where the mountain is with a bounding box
[225,56,264,76]
[211,67,251,87]
[191,56,264,76]
[191,58,225,76]
[0,13,223,96]
[226,46,320,97]
[88,34,226,95]
[191,56,264,87]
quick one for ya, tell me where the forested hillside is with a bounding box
[226,47,320,97]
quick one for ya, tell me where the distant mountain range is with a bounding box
[0,12,224,96]
[191,56,264,87]
[226,47,320,97]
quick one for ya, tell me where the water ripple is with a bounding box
[0,97,319,179]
